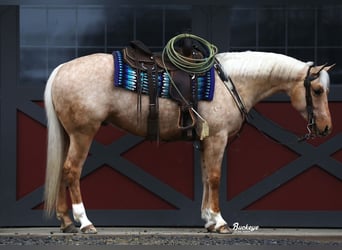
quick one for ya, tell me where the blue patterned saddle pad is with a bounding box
[113,50,215,101]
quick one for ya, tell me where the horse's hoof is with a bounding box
[216,224,233,234]
[206,224,216,233]
[206,224,233,234]
[61,223,79,233]
[81,224,97,234]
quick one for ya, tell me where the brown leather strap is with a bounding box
[147,68,159,141]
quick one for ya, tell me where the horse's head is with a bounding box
[290,63,333,138]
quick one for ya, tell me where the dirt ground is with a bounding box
[0,227,342,246]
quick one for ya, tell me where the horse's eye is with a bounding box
[313,88,323,96]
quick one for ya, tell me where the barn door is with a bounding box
[0,4,341,228]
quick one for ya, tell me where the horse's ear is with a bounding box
[323,63,336,72]
[311,63,335,74]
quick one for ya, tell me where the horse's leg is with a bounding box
[59,131,98,234]
[51,134,78,233]
[200,133,232,234]
[200,150,210,226]
[56,181,78,233]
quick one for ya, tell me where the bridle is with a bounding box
[299,63,327,141]
[215,58,329,143]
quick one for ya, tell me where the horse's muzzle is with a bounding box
[318,125,332,137]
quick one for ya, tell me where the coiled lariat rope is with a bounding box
[162,34,218,140]
[162,33,218,74]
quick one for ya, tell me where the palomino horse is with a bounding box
[44,50,332,234]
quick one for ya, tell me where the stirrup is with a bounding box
[177,107,196,130]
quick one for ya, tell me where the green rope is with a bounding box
[162,33,218,74]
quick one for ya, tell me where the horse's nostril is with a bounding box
[322,126,330,136]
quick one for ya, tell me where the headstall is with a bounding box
[299,63,327,141]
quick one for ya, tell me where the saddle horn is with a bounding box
[180,37,193,57]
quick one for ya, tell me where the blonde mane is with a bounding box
[216,51,307,82]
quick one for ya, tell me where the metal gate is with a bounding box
[0,3,341,228]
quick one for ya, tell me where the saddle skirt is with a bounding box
[113,50,215,101]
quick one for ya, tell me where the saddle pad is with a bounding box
[113,50,215,101]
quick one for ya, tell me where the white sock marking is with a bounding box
[72,203,92,229]
[202,208,227,229]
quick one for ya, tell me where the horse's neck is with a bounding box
[235,75,288,110]
[217,52,306,111]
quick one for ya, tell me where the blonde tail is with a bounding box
[43,64,65,217]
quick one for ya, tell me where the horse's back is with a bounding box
[56,53,114,86]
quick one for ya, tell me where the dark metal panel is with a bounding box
[0,6,19,224]
[0,0,340,6]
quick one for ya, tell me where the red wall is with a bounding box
[17,102,342,211]
[227,102,342,210]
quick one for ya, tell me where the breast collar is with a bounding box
[214,58,249,121]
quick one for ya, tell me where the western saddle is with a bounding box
[122,38,206,141]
